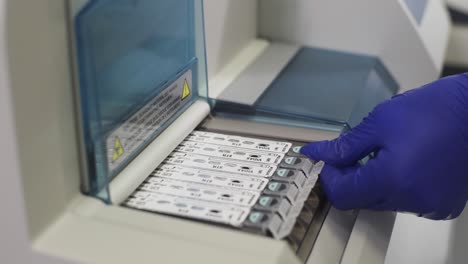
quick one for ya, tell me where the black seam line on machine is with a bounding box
[441,65,468,77]
[448,7,468,25]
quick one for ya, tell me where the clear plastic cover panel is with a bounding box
[404,0,428,24]
[212,47,399,131]
[74,0,207,201]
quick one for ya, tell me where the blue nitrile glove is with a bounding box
[301,74,468,220]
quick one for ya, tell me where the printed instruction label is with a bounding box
[140,177,260,207]
[187,131,292,153]
[176,141,285,164]
[106,70,193,172]
[154,165,269,191]
[165,152,277,177]
[125,191,249,226]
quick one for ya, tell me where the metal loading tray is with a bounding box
[123,130,327,250]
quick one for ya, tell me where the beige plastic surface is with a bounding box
[445,25,468,67]
[204,0,258,80]
[6,0,82,240]
[208,39,270,99]
[34,196,301,264]
[216,43,299,106]
[341,211,396,264]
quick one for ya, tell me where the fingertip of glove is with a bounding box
[300,141,328,160]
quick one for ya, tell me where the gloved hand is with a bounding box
[301,73,468,220]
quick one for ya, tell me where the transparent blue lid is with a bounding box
[211,47,399,132]
[73,0,207,202]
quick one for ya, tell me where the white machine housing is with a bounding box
[0,1,450,264]
[445,0,468,67]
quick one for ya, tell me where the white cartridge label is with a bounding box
[126,191,249,226]
[154,165,268,191]
[165,152,277,177]
[187,131,292,153]
[176,141,284,164]
[105,70,193,173]
[140,178,260,207]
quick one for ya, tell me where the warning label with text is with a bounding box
[106,69,193,173]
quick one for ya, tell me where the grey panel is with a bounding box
[200,116,340,142]
[404,0,428,24]
[341,211,396,264]
[307,208,358,264]
[218,43,300,105]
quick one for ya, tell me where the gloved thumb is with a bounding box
[319,157,387,210]
[301,117,380,166]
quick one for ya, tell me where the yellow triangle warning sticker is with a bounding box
[182,79,191,100]
[112,137,124,162]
